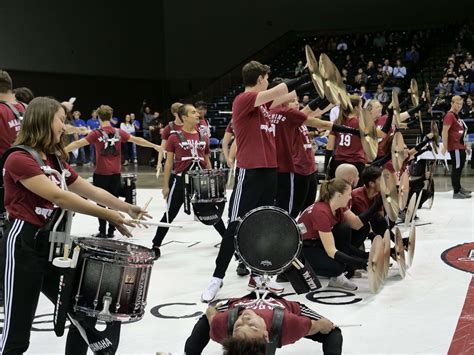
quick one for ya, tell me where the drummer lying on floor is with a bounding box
[184,292,342,355]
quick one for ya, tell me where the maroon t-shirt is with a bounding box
[161,122,184,141]
[210,297,311,346]
[166,130,210,174]
[3,151,78,227]
[375,114,393,157]
[0,102,26,157]
[443,112,465,151]
[225,120,234,134]
[293,125,317,176]
[232,92,277,169]
[270,107,307,173]
[351,186,382,215]
[330,116,365,163]
[298,201,346,241]
[86,126,130,175]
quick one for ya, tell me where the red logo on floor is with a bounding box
[441,242,474,274]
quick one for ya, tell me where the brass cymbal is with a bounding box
[394,227,406,278]
[391,132,405,173]
[404,193,417,227]
[359,108,378,161]
[391,89,402,128]
[368,235,384,293]
[431,121,439,154]
[319,53,336,81]
[407,223,416,268]
[383,230,391,280]
[399,170,410,210]
[380,169,399,222]
[305,45,325,99]
[332,63,353,111]
[410,78,419,107]
[323,81,340,105]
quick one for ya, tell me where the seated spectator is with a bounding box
[465,53,473,69]
[393,60,407,79]
[366,60,377,82]
[444,60,456,75]
[458,63,472,83]
[393,47,403,62]
[358,85,372,102]
[435,76,453,96]
[375,64,384,83]
[405,45,420,63]
[374,84,389,104]
[460,97,473,118]
[382,59,393,76]
[344,54,353,70]
[356,54,366,69]
[432,92,451,111]
[354,68,368,88]
[295,60,305,77]
[446,68,458,84]
[373,32,386,50]
[300,94,310,108]
[453,75,470,96]
[454,42,466,61]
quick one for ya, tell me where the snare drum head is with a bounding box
[235,207,302,275]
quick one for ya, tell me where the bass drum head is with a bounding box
[235,206,302,275]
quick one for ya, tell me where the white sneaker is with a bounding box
[248,275,284,294]
[201,277,223,303]
[328,273,358,291]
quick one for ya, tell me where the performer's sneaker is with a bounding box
[92,232,107,238]
[328,274,358,291]
[248,276,284,294]
[152,246,161,260]
[453,192,471,199]
[201,277,223,303]
[236,262,249,276]
[460,187,472,195]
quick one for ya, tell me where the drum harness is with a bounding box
[0,145,74,261]
[97,127,121,156]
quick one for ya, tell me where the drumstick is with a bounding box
[336,324,362,328]
[133,197,153,223]
[63,244,70,260]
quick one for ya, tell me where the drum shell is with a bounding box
[120,174,137,205]
[188,169,227,202]
[209,149,225,169]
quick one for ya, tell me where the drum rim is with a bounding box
[73,305,145,323]
[121,173,137,177]
[234,206,302,275]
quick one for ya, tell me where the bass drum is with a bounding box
[234,206,302,275]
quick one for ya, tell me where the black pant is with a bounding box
[276,172,318,218]
[351,214,387,249]
[184,314,342,355]
[0,220,119,355]
[449,149,466,193]
[328,160,365,187]
[212,168,277,279]
[152,174,226,247]
[303,223,352,278]
[93,173,121,235]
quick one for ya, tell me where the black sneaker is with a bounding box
[236,262,249,276]
[106,233,115,239]
[152,246,161,260]
[93,232,106,238]
[460,187,472,195]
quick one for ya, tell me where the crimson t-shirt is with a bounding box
[0,102,26,157]
[351,186,382,215]
[210,297,311,346]
[375,114,393,157]
[270,107,308,173]
[3,151,78,227]
[293,125,317,176]
[86,127,130,175]
[443,112,465,151]
[330,116,365,163]
[298,201,346,241]
[232,92,277,169]
[225,120,234,134]
[161,122,184,141]
[166,130,210,174]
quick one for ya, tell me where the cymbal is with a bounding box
[359,108,378,161]
[410,78,419,107]
[319,53,336,81]
[391,89,402,128]
[383,230,391,280]
[323,80,340,105]
[305,45,325,99]
[404,193,417,227]
[332,63,353,111]
[368,235,384,293]
[431,121,439,154]
[399,170,410,210]
[380,169,399,222]
[394,227,406,278]
[407,223,416,268]
[391,132,405,173]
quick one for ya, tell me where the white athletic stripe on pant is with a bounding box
[454,149,461,169]
[0,219,23,351]
[231,168,246,222]
[288,172,295,214]
[166,177,178,221]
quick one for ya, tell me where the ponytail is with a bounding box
[318,178,351,202]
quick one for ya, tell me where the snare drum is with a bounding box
[209,149,225,169]
[187,169,227,203]
[120,173,137,205]
[234,206,302,275]
[71,238,154,322]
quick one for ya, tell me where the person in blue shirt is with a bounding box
[86,109,101,164]
[72,111,88,165]
[130,113,140,163]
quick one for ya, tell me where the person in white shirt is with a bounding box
[120,114,136,165]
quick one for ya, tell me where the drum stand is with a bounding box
[237,274,284,310]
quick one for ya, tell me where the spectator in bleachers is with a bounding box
[382,59,393,76]
[336,39,348,51]
[12,87,34,104]
[327,37,337,52]
[300,94,310,108]
[435,76,453,96]
[373,33,386,50]
[453,75,470,97]
[375,64,385,84]
[358,85,371,102]
[86,110,100,164]
[432,93,451,111]
[110,116,119,127]
[393,60,407,79]
[354,68,368,88]
[444,60,456,75]
[141,100,154,140]
[393,47,404,62]
[374,84,389,104]
[294,60,305,77]
[356,54,366,69]
[405,45,420,64]
[120,114,136,166]
[459,97,473,118]
[458,63,472,83]
[446,68,458,84]
[454,42,466,62]
[366,60,377,83]
[344,54,353,71]
[465,53,473,69]
[71,110,88,165]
